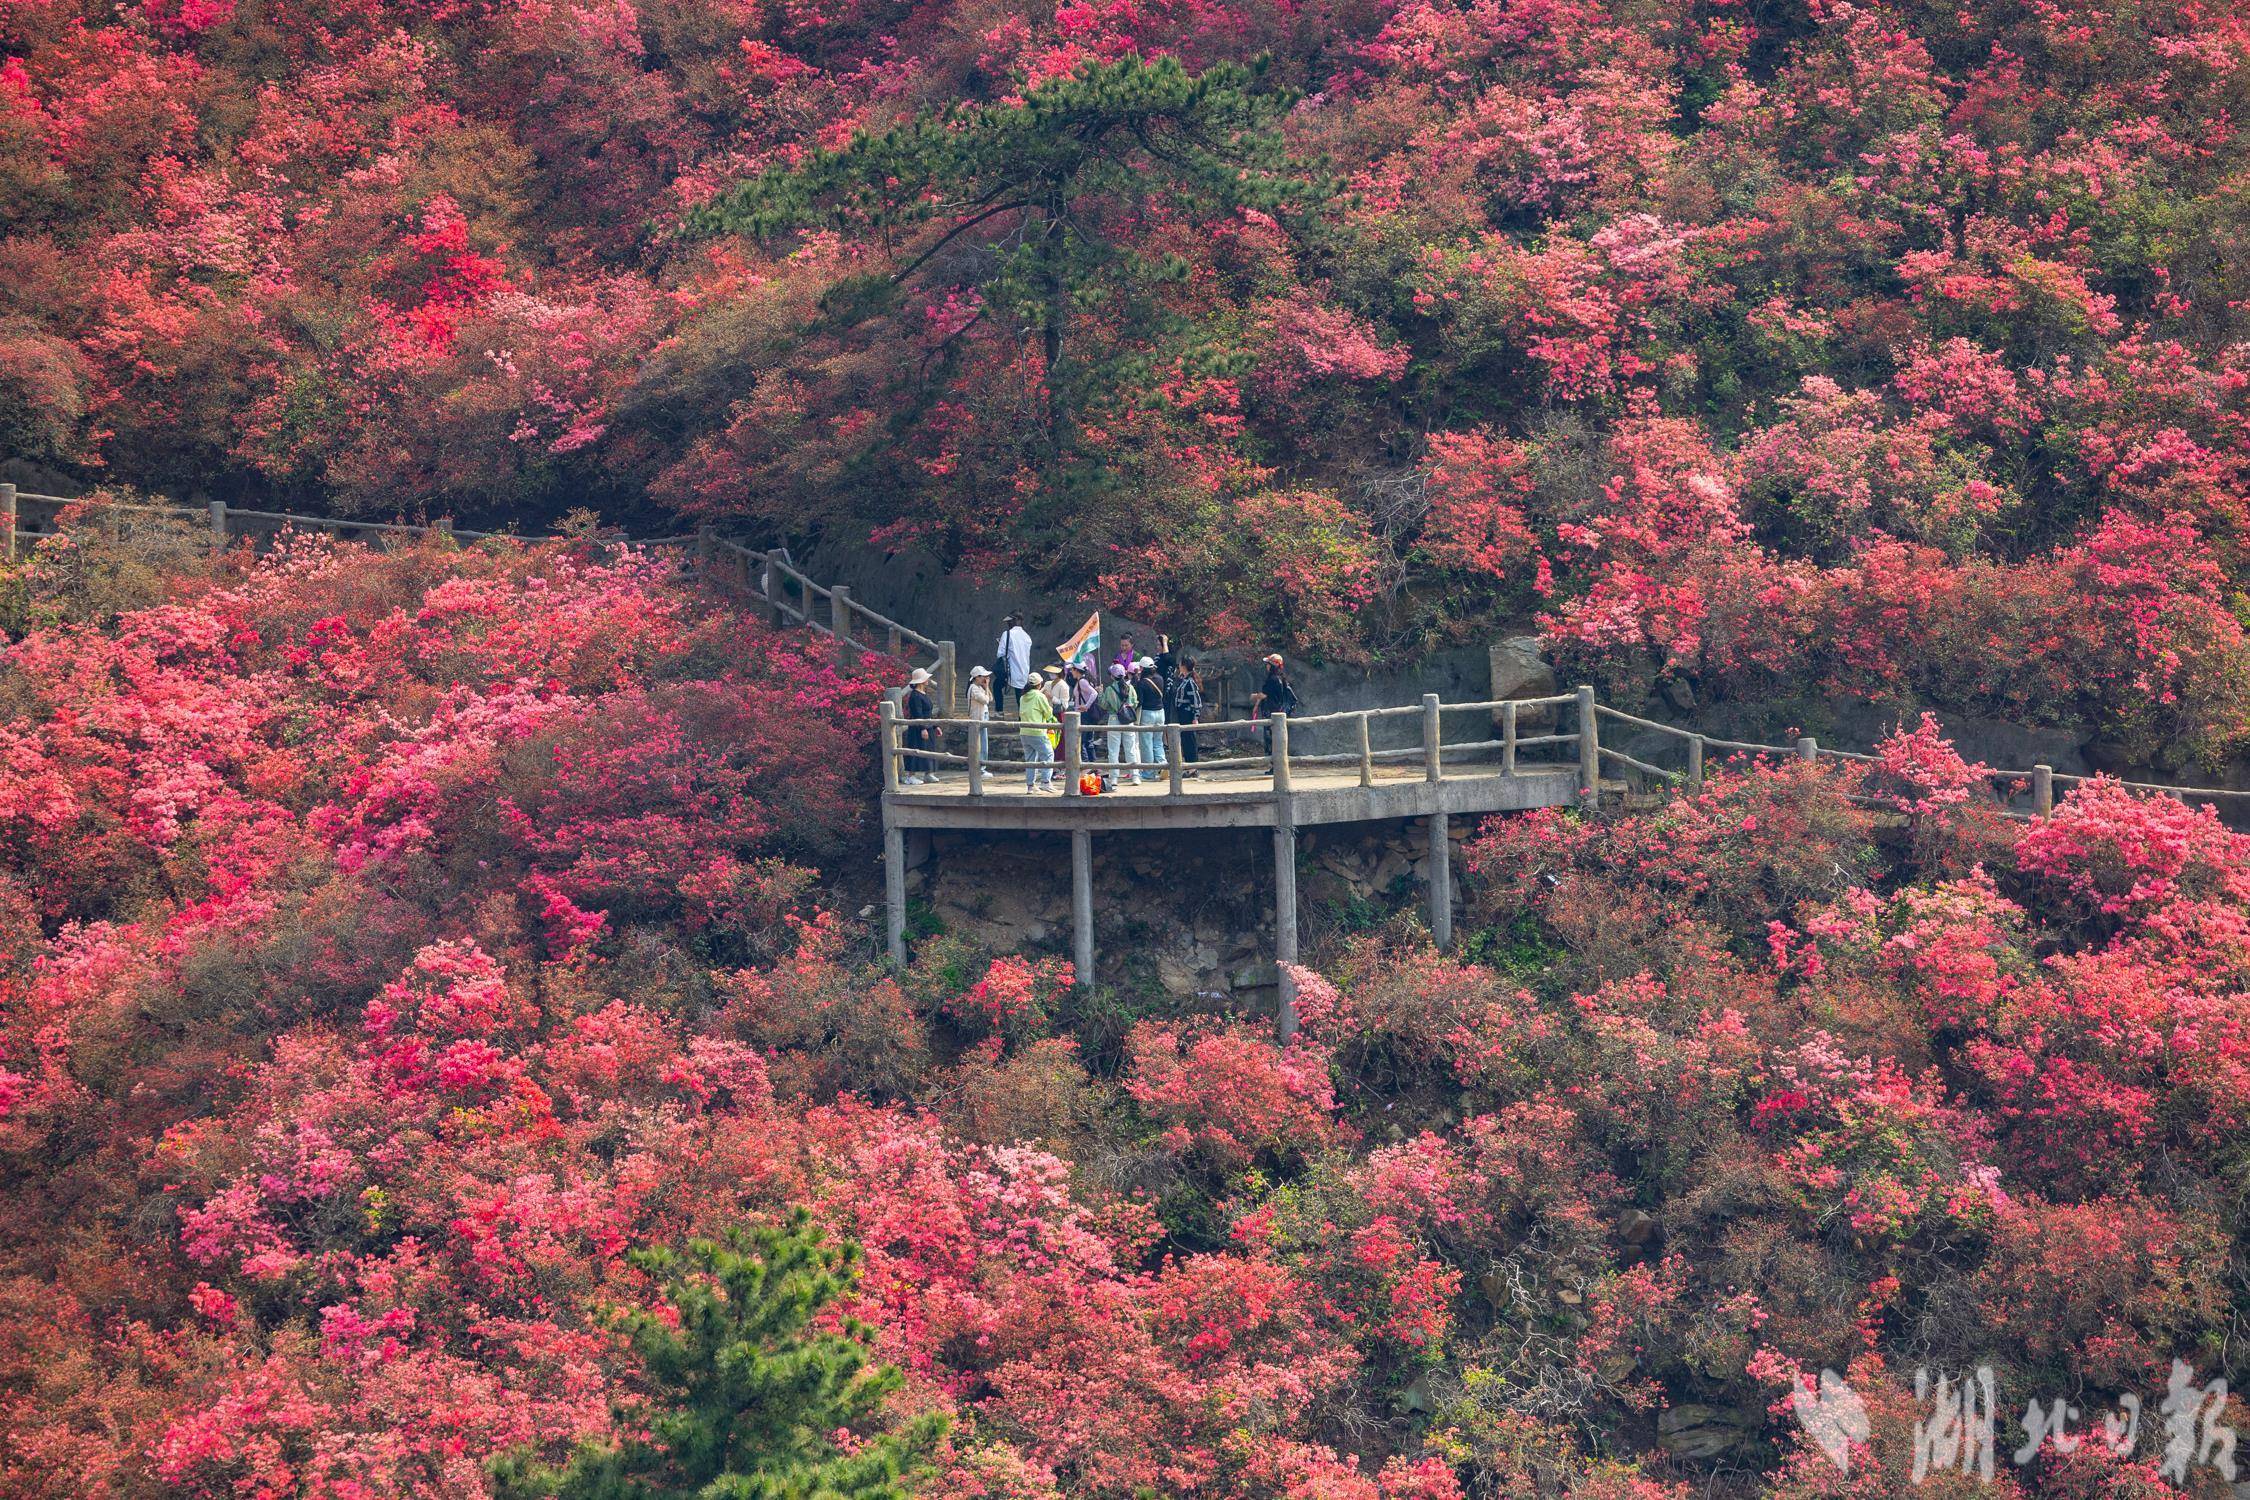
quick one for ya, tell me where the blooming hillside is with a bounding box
[9,0,2250,755]
[2,535,2247,1496]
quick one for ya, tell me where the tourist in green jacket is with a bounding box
[1018,674,1061,792]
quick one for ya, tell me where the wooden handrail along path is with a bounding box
[11,480,2247,1037]
[0,483,963,712]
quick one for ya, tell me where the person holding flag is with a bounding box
[1056,610,1102,675]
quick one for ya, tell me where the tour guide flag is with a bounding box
[1057,611,1101,669]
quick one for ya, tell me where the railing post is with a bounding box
[1688,735,1705,793]
[695,524,713,575]
[887,623,902,658]
[1,483,14,561]
[1355,713,1373,788]
[879,699,901,793]
[968,714,986,797]
[436,517,455,545]
[1501,701,1517,775]
[831,585,853,650]
[1576,685,1599,799]
[1063,711,1082,797]
[1270,713,1293,795]
[1796,736,1818,763]
[1166,724,1184,797]
[937,642,957,716]
[1422,693,1443,783]
[2033,764,2053,818]
[209,499,227,557]
[763,551,785,627]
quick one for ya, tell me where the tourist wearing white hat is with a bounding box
[1133,658,1166,773]
[966,664,994,761]
[902,667,938,784]
[1016,671,1061,791]
[1098,663,1140,785]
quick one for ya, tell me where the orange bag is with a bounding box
[1079,772,1103,797]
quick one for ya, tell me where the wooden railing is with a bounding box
[0,482,963,712]
[13,480,2250,818]
[877,682,2250,818]
[877,690,1588,799]
[696,534,956,711]
[1590,702,2250,818]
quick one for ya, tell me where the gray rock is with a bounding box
[1657,1405,1753,1460]
[1488,636,1560,731]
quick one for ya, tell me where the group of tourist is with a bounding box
[895,613,1301,792]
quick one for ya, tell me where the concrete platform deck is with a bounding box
[883,758,1583,830]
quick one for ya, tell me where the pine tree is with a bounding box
[691,54,1316,450]
[493,1210,944,1500]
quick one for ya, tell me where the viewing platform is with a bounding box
[879,690,1597,1035]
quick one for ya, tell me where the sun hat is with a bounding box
[1135,656,1154,669]
[907,667,932,685]
[1109,664,1127,677]
[1263,652,1284,665]
[969,664,991,678]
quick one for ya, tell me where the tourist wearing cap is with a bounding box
[1133,657,1166,773]
[1068,662,1101,766]
[1016,671,1061,791]
[1254,652,1299,757]
[902,667,938,784]
[1098,664,1140,785]
[966,664,994,760]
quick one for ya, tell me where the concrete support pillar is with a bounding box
[209,499,227,558]
[2033,764,2053,818]
[1796,736,1818,762]
[883,823,906,967]
[1428,811,1452,950]
[1071,828,1094,986]
[1274,819,1299,1041]
[1,483,14,561]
